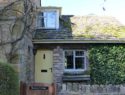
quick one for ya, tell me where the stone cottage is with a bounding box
[1,0,125,95]
[32,5,125,95]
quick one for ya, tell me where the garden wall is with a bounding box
[59,83,125,95]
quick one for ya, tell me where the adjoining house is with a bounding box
[32,6,125,94]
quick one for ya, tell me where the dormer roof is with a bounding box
[37,6,62,15]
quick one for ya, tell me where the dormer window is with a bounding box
[37,9,60,29]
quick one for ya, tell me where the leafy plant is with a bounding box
[0,61,19,95]
[89,45,125,84]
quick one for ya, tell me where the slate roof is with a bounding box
[33,15,125,41]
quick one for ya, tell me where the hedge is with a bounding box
[89,45,125,85]
[0,61,19,95]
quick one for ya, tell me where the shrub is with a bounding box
[89,45,125,84]
[0,61,19,95]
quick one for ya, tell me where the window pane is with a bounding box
[38,11,57,28]
[38,12,45,27]
[75,51,84,56]
[75,57,84,69]
[43,12,47,27]
[40,12,45,27]
[65,51,73,69]
[46,11,56,28]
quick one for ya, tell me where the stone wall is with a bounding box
[0,0,35,84]
[53,46,64,94]
[60,83,125,95]
[0,18,34,84]
[19,35,34,83]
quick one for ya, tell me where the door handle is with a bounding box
[49,68,52,72]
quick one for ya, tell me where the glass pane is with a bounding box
[75,57,84,69]
[46,11,56,28]
[40,12,45,27]
[43,12,47,27]
[75,51,84,56]
[65,51,73,69]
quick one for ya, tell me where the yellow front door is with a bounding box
[35,50,53,84]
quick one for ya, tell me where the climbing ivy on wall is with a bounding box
[89,45,125,84]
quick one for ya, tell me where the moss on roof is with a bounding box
[34,15,125,40]
[69,16,125,39]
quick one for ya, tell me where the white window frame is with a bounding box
[36,10,59,29]
[64,50,87,72]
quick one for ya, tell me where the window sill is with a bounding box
[62,74,90,82]
[62,70,90,82]
[64,70,87,75]
[36,27,58,30]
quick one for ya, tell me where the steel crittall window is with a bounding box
[64,50,86,71]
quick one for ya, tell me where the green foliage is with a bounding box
[85,26,93,33]
[89,45,125,84]
[0,61,19,95]
[101,26,125,38]
[77,34,95,38]
[62,21,71,31]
